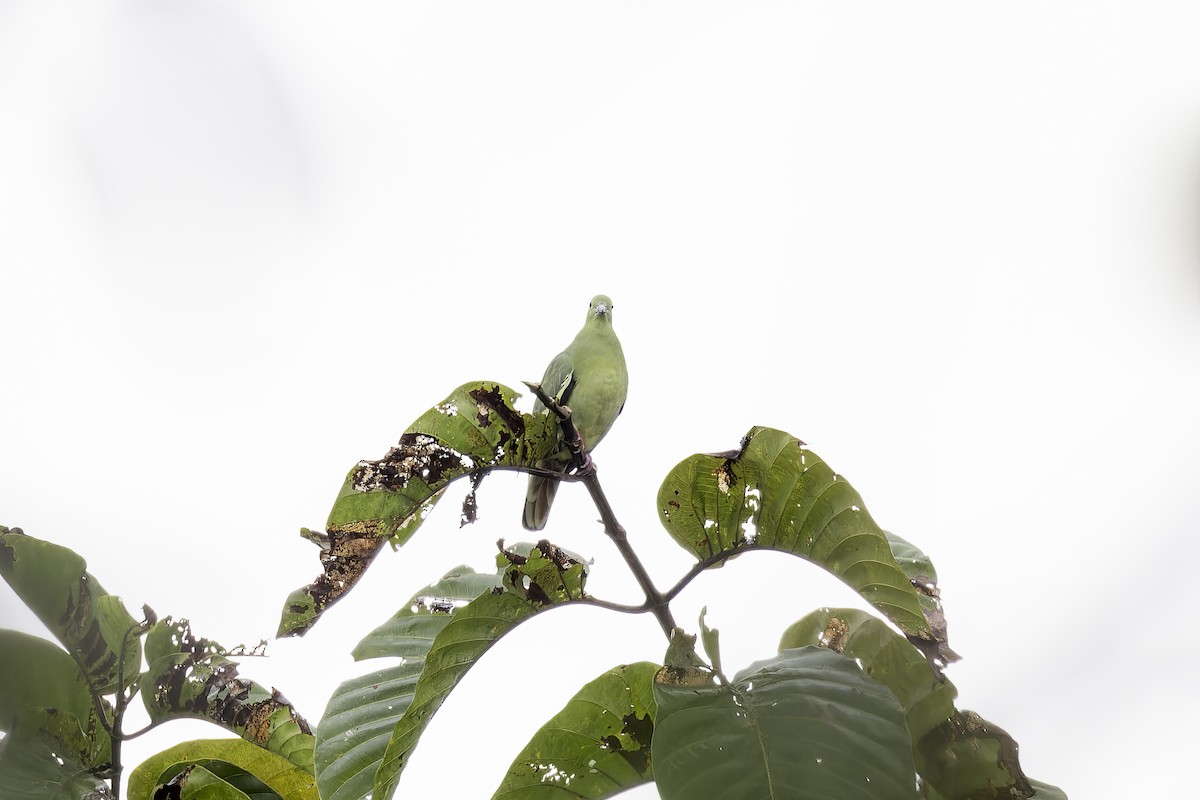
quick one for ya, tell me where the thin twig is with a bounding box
[661,547,761,603]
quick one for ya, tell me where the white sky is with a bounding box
[2,2,1199,798]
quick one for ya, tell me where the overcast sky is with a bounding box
[2,3,1199,798]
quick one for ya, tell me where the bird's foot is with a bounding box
[570,450,593,474]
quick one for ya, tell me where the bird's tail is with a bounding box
[522,474,560,531]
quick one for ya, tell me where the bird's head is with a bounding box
[588,294,614,321]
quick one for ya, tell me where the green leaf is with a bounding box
[780,609,1063,799]
[315,568,502,800]
[917,711,1048,800]
[152,765,254,800]
[0,631,112,772]
[697,607,723,679]
[656,428,934,643]
[652,645,918,800]
[779,607,957,742]
[0,707,112,800]
[883,531,959,666]
[491,662,658,799]
[279,383,559,637]
[0,631,98,733]
[127,738,318,800]
[0,526,141,694]
[1031,779,1069,800]
[140,619,314,774]
[371,545,587,800]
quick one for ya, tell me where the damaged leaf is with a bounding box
[279,383,560,638]
[492,662,659,799]
[656,428,936,646]
[497,539,589,605]
[140,618,314,774]
[652,646,917,800]
[127,738,317,800]
[0,526,141,694]
[884,530,960,668]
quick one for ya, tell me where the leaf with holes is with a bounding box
[0,526,141,694]
[491,662,658,799]
[656,428,934,644]
[278,382,560,637]
[652,645,917,800]
[140,619,314,774]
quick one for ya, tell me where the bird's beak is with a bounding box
[594,303,609,315]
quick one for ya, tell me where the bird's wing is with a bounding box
[535,350,576,411]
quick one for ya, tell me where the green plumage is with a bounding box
[523,295,628,531]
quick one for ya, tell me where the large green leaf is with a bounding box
[371,543,588,800]
[0,707,112,800]
[279,383,559,637]
[0,631,98,732]
[315,568,502,800]
[0,631,111,772]
[492,662,658,799]
[0,526,141,694]
[127,738,318,800]
[652,645,918,800]
[780,608,1064,799]
[140,619,314,774]
[779,607,957,742]
[656,428,934,645]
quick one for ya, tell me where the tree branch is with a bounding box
[580,469,676,638]
[524,380,674,635]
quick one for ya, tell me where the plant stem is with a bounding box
[580,470,677,638]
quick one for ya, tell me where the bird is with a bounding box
[523,294,628,531]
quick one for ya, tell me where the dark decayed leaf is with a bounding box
[278,382,559,637]
[656,428,937,647]
[126,738,318,800]
[370,544,589,800]
[491,662,658,800]
[0,526,141,694]
[140,619,314,774]
[652,645,918,800]
[780,607,1065,799]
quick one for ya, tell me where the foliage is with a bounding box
[0,381,1067,799]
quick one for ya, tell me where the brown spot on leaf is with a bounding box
[820,617,851,653]
[470,384,525,435]
[354,433,470,492]
[303,530,387,616]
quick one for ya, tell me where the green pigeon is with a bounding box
[523,294,628,531]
